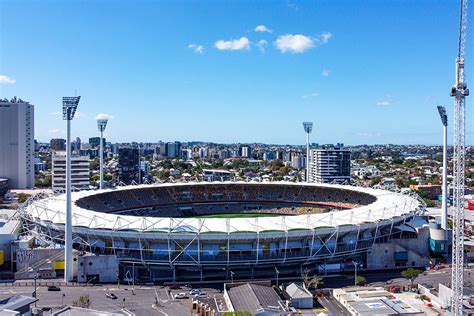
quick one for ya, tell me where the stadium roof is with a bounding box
[23,182,421,234]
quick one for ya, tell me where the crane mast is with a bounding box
[451,0,469,314]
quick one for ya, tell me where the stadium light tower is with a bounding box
[450,0,469,313]
[437,106,448,231]
[62,96,81,283]
[302,122,313,182]
[97,119,108,189]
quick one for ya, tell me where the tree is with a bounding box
[355,276,366,286]
[301,268,323,290]
[72,295,90,308]
[401,268,422,290]
[370,176,382,186]
[16,193,30,204]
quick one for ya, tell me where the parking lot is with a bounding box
[0,283,224,315]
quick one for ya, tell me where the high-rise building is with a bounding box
[238,145,251,158]
[181,149,192,160]
[199,147,209,159]
[275,151,285,161]
[117,148,140,184]
[291,154,305,169]
[263,152,275,161]
[89,137,106,149]
[74,137,82,152]
[166,141,181,158]
[159,142,167,156]
[50,138,66,151]
[308,144,351,184]
[52,152,90,191]
[0,98,34,189]
[218,149,230,159]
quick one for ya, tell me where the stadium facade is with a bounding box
[21,182,428,282]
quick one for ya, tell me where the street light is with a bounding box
[63,96,81,283]
[302,122,313,182]
[86,276,97,299]
[352,261,359,286]
[29,269,39,307]
[97,119,108,189]
[275,267,280,288]
[437,105,448,232]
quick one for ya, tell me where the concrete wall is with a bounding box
[15,248,78,280]
[367,227,431,270]
[77,255,118,283]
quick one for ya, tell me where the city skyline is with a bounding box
[1,0,473,145]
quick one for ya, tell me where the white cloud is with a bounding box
[357,132,382,137]
[257,40,268,52]
[255,25,272,33]
[321,69,330,77]
[274,34,314,53]
[0,75,16,84]
[286,1,299,11]
[376,100,391,106]
[74,111,87,118]
[321,32,333,44]
[188,44,205,54]
[376,95,393,106]
[95,113,114,120]
[215,37,250,51]
[48,128,63,135]
[302,92,320,99]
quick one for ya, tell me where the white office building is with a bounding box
[52,152,90,191]
[0,98,35,189]
[291,154,305,169]
[309,145,351,184]
[201,169,231,182]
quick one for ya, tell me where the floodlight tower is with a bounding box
[62,96,81,283]
[302,122,313,182]
[437,105,448,231]
[97,119,108,189]
[450,0,469,314]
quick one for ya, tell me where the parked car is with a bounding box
[189,289,201,295]
[194,292,207,298]
[106,293,118,299]
[174,292,188,299]
[47,286,61,292]
[168,284,181,290]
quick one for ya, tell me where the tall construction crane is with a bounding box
[450,0,469,314]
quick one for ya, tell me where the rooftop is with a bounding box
[0,295,38,312]
[227,283,287,314]
[333,287,422,316]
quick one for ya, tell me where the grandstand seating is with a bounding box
[75,183,377,218]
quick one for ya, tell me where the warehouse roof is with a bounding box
[227,283,287,314]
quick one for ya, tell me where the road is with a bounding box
[0,284,195,315]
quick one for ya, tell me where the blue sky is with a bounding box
[0,0,472,145]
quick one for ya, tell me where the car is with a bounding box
[194,292,207,298]
[47,286,61,291]
[174,293,188,299]
[189,289,201,295]
[168,284,181,290]
[106,293,118,299]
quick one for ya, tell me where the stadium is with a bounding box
[21,182,425,282]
